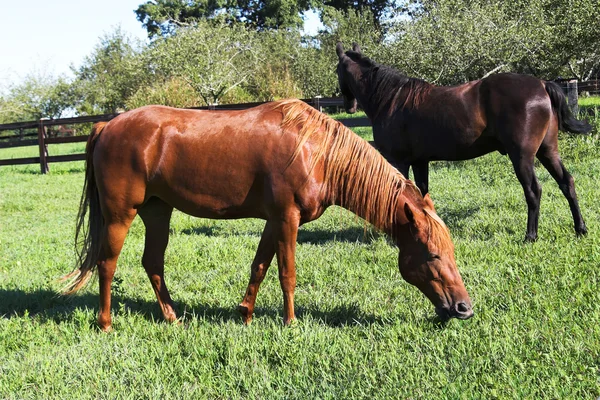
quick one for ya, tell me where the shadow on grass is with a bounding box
[177,226,222,237]
[0,288,395,328]
[297,226,382,245]
[175,225,383,245]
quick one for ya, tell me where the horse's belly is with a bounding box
[150,188,268,220]
[415,129,500,161]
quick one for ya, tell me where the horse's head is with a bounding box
[335,42,359,114]
[394,194,473,321]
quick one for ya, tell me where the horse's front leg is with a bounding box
[273,212,300,325]
[412,161,430,195]
[394,161,411,180]
[238,221,276,324]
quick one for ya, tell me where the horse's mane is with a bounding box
[345,51,432,115]
[272,99,450,248]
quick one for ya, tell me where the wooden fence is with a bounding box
[0,97,369,174]
[2,78,597,174]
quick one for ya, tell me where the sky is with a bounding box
[0,0,149,91]
[0,1,322,93]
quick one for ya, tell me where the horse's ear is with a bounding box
[404,202,427,236]
[352,42,362,54]
[423,193,435,210]
[336,42,345,59]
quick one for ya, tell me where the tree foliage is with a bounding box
[135,0,312,36]
[385,0,600,84]
[149,21,260,105]
[0,73,74,123]
[134,0,399,37]
[70,29,149,114]
[294,8,383,97]
[3,0,600,124]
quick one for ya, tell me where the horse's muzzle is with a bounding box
[436,301,474,321]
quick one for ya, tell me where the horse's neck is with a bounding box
[358,68,399,121]
[326,152,418,235]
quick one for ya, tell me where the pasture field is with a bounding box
[1,116,600,399]
[579,95,600,107]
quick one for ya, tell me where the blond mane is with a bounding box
[272,99,420,233]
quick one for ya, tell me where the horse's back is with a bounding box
[92,104,311,219]
[480,73,549,108]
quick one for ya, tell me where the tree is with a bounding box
[320,0,395,29]
[246,30,304,101]
[70,28,149,114]
[134,0,399,37]
[0,72,74,123]
[150,21,260,105]
[135,0,312,37]
[293,8,383,97]
[382,0,600,84]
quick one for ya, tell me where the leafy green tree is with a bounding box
[70,28,149,114]
[134,0,400,37]
[548,0,600,81]
[247,30,304,101]
[135,0,312,37]
[0,72,74,123]
[150,21,260,105]
[125,78,203,109]
[320,0,395,29]
[294,8,383,97]
[383,0,600,84]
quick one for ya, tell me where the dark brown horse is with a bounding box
[61,99,472,331]
[336,42,592,242]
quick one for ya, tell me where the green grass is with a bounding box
[1,126,600,398]
[578,95,600,107]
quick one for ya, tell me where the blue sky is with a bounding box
[0,1,321,92]
[0,0,149,90]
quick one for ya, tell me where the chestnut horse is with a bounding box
[336,42,592,242]
[62,99,472,331]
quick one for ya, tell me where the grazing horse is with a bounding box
[62,99,473,331]
[336,42,592,242]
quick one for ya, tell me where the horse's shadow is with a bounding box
[297,226,382,245]
[177,225,382,246]
[0,288,390,328]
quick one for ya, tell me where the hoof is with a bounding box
[164,311,179,324]
[523,234,537,243]
[237,304,253,325]
[98,315,112,332]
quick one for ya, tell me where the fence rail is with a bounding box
[0,97,370,174]
[3,78,597,174]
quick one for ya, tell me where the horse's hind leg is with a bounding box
[508,150,542,242]
[536,144,587,236]
[138,197,177,323]
[238,221,276,324]
[97,211,137,331]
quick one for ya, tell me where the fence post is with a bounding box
[38,119,49,174]
[313,96,322,113]
[567,79,579,115]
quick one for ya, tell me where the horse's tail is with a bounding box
[61,122,108,294]
[544,81,592,134]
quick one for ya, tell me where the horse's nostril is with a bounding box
[456,302,470,314]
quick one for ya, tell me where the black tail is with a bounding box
[61,122,107,294]
[545,81,592,134]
